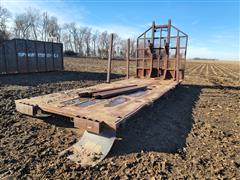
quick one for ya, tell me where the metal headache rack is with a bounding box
[136,19,188,81]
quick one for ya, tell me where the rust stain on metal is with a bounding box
[136,19,188,80]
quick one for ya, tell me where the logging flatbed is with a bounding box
[15,78,179,134]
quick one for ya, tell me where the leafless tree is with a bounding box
[91,30,99,56]
[13,8,40,40]
[4,6,134,59]
[98,31,109,58]
[0,6,11,42]
[83,27,91,56]
[46,16,61,42]
[63,23,78,52]
[130,38,136,57]
[112,33,125,58]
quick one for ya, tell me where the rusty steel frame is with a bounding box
[107,33,114,83]
[126,38,130,79]
[15,20,188,166]
[136,19,188,80]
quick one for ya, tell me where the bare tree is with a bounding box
[47,16,60,42]
[91,30,99,57]
[13,13,30,38]
[5,6,135,59]
[98,31,109,58]
[0,6,11,42]
[41,12,49,41]
[130,38,136,57]
[13,8,40,40]
[64,23,81,53]
[112,33,124,58]
[76,27,87,56]
[83,27,91,56]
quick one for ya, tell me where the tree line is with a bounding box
[0,6,137,58]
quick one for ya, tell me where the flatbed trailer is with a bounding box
[15,20,188,166]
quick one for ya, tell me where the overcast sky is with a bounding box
[1,0,239,60]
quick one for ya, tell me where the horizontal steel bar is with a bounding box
[93,85,147,99]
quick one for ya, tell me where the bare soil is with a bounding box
[0,58,239,179]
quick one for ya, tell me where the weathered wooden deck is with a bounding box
[15,78,179,134]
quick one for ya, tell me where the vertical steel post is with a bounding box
[158,28,162,77]
[126,38,130,79]
[107,33,113,83]
[174,31,179,80]
[176,36,180,82]
[136,38,139,76]
[183,35,188,77]
[163,19,171,79]
[142,33,146,77]
[150,21,155,77]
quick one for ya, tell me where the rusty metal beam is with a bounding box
[93,85,147,99]
[107,33,113,83]
[176,36,180,82]
[74,117,101,134]
[149,21,155,77]
[126,38,130,79]
[155,25,168,28]
[78,84,138,98]
[163,19,171,79]
[142,33,146,77]
[136,38,139,76]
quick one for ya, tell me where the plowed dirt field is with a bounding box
[0,58,239,179]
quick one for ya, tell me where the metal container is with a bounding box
[0,39,63,74]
